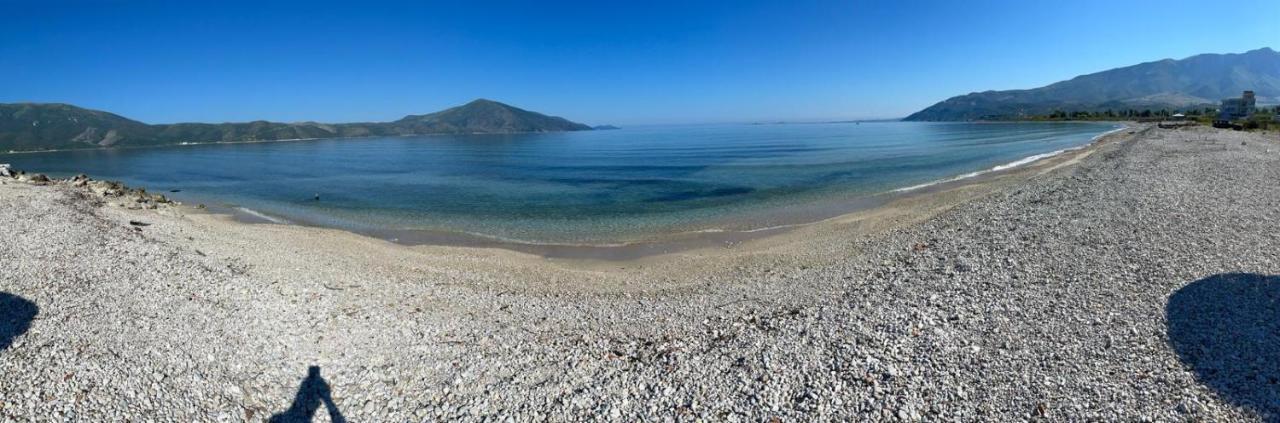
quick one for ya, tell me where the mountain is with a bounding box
[0,99,592,152]
[0,103,156,151]
[390,99,592,134]
[905,47,1280,121]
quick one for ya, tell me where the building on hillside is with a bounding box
[1218,90,1256,121]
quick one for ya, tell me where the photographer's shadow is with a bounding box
[269,366,346,423]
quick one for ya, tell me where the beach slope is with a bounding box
[1,126,1278,421]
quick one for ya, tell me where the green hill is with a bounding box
[0,99,592,152]
[0,103,157,151]
[905,47,1280,121]
[390,99,592,134]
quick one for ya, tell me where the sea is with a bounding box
[2,121,1120,245]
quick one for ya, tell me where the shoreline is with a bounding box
[5,121,1132,262]
[185,122,1132,260]
[890,125,1128,193]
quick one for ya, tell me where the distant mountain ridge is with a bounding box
[905,47,1280,121]
[391,99,591,134]
[0,99,593,152]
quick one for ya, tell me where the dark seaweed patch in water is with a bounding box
[536,164,710,174]
[543,177,674,188]
[648,186,754,202]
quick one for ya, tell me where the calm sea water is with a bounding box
[3,122,1117,243]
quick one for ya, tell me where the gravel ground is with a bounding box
[1,125,1278,421]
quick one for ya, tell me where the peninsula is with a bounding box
[0,99,593,152]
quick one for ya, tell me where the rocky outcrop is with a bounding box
[98,129,122,147]
[72,127,102,144]
[3,167,174,210]
[15,172,50,185]
[81,178,171,209]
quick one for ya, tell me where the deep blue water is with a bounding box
[2,122,1117,243]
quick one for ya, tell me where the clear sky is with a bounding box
[2,1,1277,125]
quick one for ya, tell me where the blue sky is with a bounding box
[2,1,1277,125]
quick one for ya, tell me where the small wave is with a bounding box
[234,207,292,224]
[990,149,1069,172]
[1091,125,1128,141]
[891,148,1077,192]
[891,169,988,193]
[892,124,1126,193]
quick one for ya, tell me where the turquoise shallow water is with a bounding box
[2,121,1118,243]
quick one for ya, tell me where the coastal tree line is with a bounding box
[1024,106,1277,130]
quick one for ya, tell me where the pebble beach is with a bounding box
[1,124,1278,421]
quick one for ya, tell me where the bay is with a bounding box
[2,121,1118,244]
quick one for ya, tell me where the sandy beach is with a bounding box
[2,124,1278,421]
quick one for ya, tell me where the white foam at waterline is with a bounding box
[234,207,293,224]
[991,149,1069,171]
[890,147,1077,193]
[891,125,1127,193]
